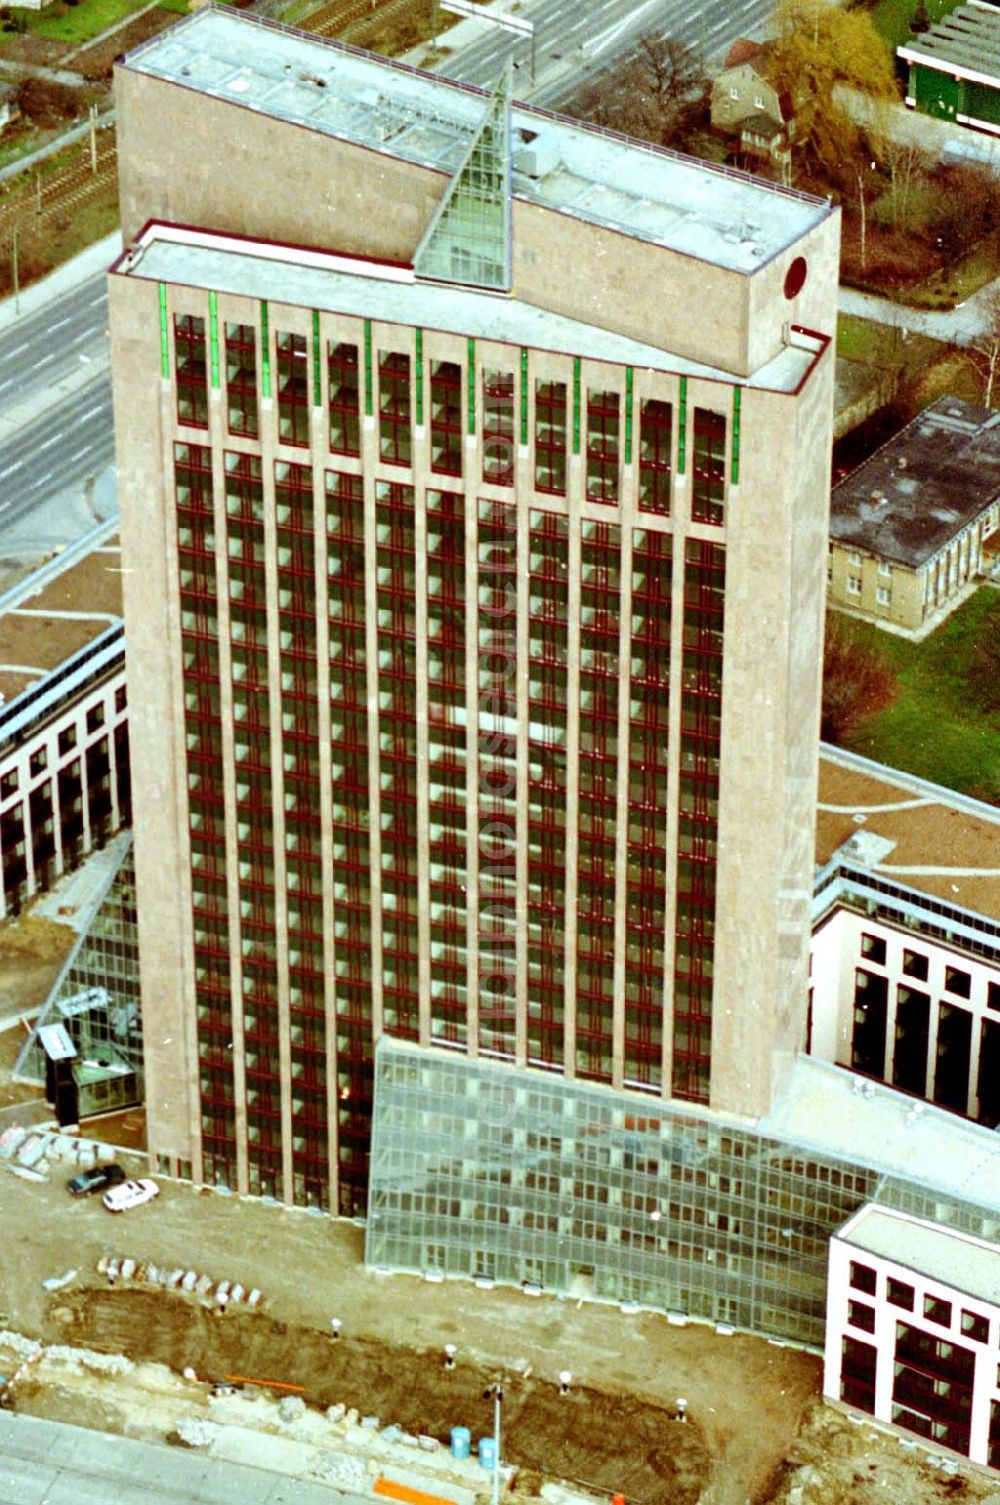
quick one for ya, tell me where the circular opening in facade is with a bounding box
[784,256,807,299]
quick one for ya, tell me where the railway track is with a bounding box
[299,0,440,48]
[301,0,376,38]
[0,137,118,240]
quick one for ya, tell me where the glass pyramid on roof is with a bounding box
[414,64,511,291]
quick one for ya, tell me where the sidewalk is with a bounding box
[0,227,121,336]
[838,281,993,346]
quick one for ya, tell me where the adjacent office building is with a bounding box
[109,5,839,1212]
[827,397,1000,636]
[0,528,129,917]
[826,1204,1000,1467]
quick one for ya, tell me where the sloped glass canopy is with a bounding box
[414,64,511,291]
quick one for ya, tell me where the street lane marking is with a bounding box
[6,342,29,357]
[0,461,24,476]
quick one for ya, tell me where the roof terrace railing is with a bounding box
[125,2,831,214]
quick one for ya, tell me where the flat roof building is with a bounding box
[900,1,1000,135]
[828,397,1000,634]
[826,1204,1000,1466]
[110,5,839,1211]
[0,525,130,917]
[811,745,1000,1132]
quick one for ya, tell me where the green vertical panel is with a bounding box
[364,319,373,418]
[677,376,688,473]
[624,367,634,466]
[572,356,581,455]
[913,63,960,121]
[158,283,169,381]
[520,348,528,446]
[312,309,321,408]
[415,328,424,427]
[964,78,999,126]
[208,290,219,390]
[260,300,271,400]
[467,336,476,435]
[731,387,741,485]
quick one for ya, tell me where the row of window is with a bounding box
[849,1260,991,1344]
[172,314,729,521]
[859,930,991,1004]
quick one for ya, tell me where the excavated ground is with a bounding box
[31,1288,711,1504]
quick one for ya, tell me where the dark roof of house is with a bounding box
[723,38,763,68]
[829,395,1000,567]
[739,112,786,140]
[898,3,1000,81]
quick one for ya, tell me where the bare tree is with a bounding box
[878,136,930,230]
[968,286,1000,409]
[569,34,708,150]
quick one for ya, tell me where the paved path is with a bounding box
[0,1410,367,1505]
[838,281,994,346]
[0,57,88,88]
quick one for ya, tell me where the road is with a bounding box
[0,1411,368,1505]
[0,378,113,529]
[0,265,113,552]
[0,274,107,413]
[440,0,777,104]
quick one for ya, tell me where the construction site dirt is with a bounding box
[2,1168,997,1505]
[0,1167,809,1505]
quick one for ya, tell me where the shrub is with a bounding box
[821,614,898,743]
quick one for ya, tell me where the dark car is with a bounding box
[67,1163,127,1197]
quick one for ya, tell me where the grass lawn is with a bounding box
[836,315,947,383]
[18,0,158,45]
[837,314,898,362]
[902,231,1000,309]
[841,588,1000,804]
[870,0,959,52]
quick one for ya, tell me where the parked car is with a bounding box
[67,1163,127,1197]
[102,1178,160,1213]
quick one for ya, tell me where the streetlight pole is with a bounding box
[483,1383,503,1505]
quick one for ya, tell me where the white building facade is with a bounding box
[826,1204,1000,1467]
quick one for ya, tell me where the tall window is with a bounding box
[175,314,208,429]
[277,331,309,448]
[483,369,515,485]
[379,351,412,466]
[225,322,258,439]
[430,360,463,477]
[639,398,672,515]
[692,407,726,525]
[328,341,360,456]
[672,538,725,1104]
[534,380,567,495]
[586,389,620,505]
